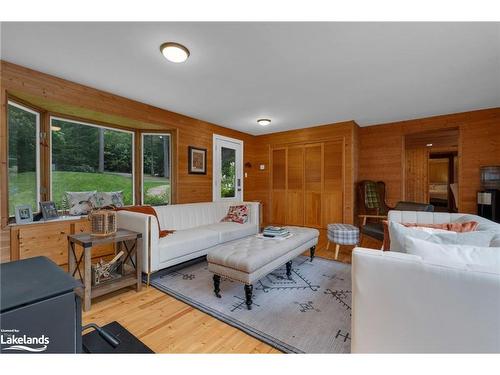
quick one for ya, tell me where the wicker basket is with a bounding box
[89,209,117,237]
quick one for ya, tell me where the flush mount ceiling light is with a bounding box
[257,119,271,126]
[426,143,433,147]
[160,42,190,63]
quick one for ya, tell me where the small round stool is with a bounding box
[327,224,360,260]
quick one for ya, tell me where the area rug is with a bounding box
[150,255,352,353]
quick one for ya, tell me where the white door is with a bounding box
[213,134,243,201]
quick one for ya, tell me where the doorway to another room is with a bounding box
[404,128,459,212]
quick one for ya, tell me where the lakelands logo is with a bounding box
[1,329,49,352]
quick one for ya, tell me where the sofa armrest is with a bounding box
[116,211,159,275]
[244,201,260,227]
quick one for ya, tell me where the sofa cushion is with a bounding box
[66,191,97,215]
[201,222,257,243]
[405,237,500,272]
[388,221,495,252]
[158,228,220,263]
[96,191,124,207]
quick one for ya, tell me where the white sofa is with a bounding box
[351,211,500,353]
[116,201,260,278]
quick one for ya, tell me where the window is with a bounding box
[142,134,171,205]
[50,117,134,209]
[221,147,236,198]
[7,101,40,216]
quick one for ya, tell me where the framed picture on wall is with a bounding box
[188,146,207,175]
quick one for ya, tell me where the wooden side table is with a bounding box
[67,229,142,311]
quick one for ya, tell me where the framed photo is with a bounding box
[188,146,207,175]
[40,201,59,220]
[15,205,33,224]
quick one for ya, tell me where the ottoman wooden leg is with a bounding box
[326,240,331,251]
[334,244,340,260]
[310,245,316,262]
[285,261,292,279]
[213,274,221,298]
[244,284,253,310]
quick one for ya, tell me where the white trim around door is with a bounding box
[212,134,244,202]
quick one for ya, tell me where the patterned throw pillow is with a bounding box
[382,220,479,250]
[65,191,97,215]
[221,205,249,224]
[96,191,125,208]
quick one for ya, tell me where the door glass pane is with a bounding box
[221,147,236,198]
[142,134,171,205]
[51,118,134,209]
[8,103,39,215]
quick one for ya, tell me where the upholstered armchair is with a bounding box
[357,180,434,242]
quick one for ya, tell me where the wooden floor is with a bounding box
[82,229,381,353]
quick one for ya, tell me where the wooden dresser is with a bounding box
[10,217,114,268]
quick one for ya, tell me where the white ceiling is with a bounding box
[1,22,499,135]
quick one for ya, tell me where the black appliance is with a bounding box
[0,256,82,353]
[477,189,500,223]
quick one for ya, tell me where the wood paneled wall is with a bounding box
[1,61,499,262]
[0,61,253,261]
[358,108,500,213]
[245,121,359,225]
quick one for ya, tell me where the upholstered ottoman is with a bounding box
[207,226,319,310]
[327,223,359,260]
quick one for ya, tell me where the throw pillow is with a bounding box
[388,221,495,252]
[65,191,97,215]
[97,191,125,208]
[221,205,249,224]
[403,221,479,233]
[405,237,500,272]
[382,220,449,250]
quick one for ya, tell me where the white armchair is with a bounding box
[351,247,500,353]
[351,211,500,353]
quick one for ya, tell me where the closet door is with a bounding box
[271,148,287,225]
[304,144,323,228]
[286,146,305,225]
[323,140,344,226]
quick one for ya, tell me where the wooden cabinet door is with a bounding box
[19,222,72,266]
[304,144,323,227]
[286,146,304,225]
[323,140,344,226]
[271,148,287,224]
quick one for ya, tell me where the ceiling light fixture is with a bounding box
[51,125,61,132]
[160,42,190,63]
[426,143,433,147]
[257,119,271,126]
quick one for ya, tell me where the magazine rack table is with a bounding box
[67,229,142,311]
